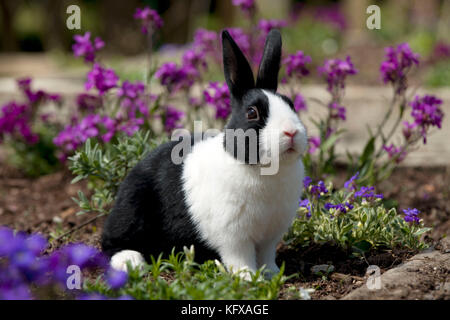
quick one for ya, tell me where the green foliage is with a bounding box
[5,125,60,177]
[425,61,450,87]
[69,131,163,215]
[285,182,430,253]
[84,247,291,300]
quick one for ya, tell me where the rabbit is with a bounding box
[101,29,308,278]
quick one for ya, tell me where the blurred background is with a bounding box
[0,0,449,87]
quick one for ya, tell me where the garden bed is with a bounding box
[1,164,448,299]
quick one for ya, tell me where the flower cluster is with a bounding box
[403,208,421,224]
[155,62,196,93]
[164,105,185,133]
[134,6,163,34]
[380,43,419,94]
[318,56,357,93]
[0,226,129,300]
[408,94,444,143]
[0,102,38,144]
[328,102,346,120]
[283,51,312,79]
[383,144,407,163]
[18,78,61,105]
[204,82,231,120]
[0,78,61,145]
[182,49,208,73]
[354,186,383,201]
[308,136,320,154]
[344,171,359,191]
[303,176,328,198]
[324,201,354,214]
[72,32,104,63]
[85,63,119,96]
[193,29,219,59]
[293,94,307,112]
[299,199,312,218]
[117,81,149,118]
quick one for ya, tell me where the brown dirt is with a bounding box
[0,164,448,299]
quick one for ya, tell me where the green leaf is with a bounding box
[358,136,375,168]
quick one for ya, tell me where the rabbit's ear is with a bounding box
[256,29,282,92]
[222,30,254,98]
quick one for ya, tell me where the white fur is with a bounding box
[182,90,306,277]
[110,250,145,272]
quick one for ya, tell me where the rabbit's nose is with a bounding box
[283,129,298,138]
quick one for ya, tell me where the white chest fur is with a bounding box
[182,133,304,263]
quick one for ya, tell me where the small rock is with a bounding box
[311,264,335,275]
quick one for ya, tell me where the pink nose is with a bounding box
[283,129,298,138]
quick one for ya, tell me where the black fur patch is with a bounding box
[101,138,220,263]
[223,89,270,163]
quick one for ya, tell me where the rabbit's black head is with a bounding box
[221,29,307,166]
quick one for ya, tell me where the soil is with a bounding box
[0,164,449,300]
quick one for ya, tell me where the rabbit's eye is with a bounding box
[246,106,259,121]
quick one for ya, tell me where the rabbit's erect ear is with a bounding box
[256,29,282,92]
[222,30,254,98]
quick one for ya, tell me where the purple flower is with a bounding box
[299,199,312,218]
[204,82,231,120]
[117,117,144,136]
[0,285,32,300]
[72,32,104,63]
[380,43,419,94]
[403,208,420,224]
[306,180,328,198]
[232,0,256,16]
[134,6,163,34]
[0,101,38,144]
[409,95,444,144]
[402,121,417,140]
[117,81,149,118]
[105,268,128,290]
[308,136,320,154]
[383,144,407,163]
[164,105,185,133]
[155,62,195,93]
[283,51,312,79]
[182,49,208,72]
[63,243,103,269]
[303,176,312,190]
[293,94,307,112]
[328,102,346,121]
[85,63,119,95]
[318,56,357,93]
[324,202,354,214]
[193,29,219,58]
[16,78,61,105]
[354,186,383,200]
[344,172,359,191]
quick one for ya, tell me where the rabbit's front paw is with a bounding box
[110,250,145,272]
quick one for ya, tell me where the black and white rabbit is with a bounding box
[101,29,308,277]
